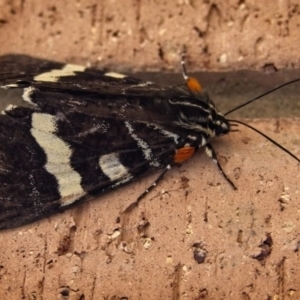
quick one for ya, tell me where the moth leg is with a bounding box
[205,143,237,190]
[122,165,171,214]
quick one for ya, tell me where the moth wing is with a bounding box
[0,54,170,97]
[0,55,185,229]
[0,105,178,229]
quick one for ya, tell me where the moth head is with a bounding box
[213,113,230,136]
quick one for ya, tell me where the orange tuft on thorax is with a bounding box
[186,77,202,93]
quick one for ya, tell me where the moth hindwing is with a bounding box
[0,54,299,230]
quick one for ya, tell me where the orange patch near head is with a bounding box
[186,77,202,93]
[174,146,196,163]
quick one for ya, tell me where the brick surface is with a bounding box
[0,1,300,71]
[0,1,300,299]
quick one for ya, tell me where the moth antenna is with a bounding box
[224,77,300,163]
[229,119,300,163]
[181,46,189,80]
[225,78,300,116]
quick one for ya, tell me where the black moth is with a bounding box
[0,54,299,230]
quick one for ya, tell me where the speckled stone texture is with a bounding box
[0,1,300,71]
[0,1,300,299]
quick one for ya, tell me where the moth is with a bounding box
[0,54,299,230]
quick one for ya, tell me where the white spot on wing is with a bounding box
[104,72,126,79]
[1,83,20,89]
[99,153,132,184]
[22,86,36,104]
[133,81,154,87]
[31,113,85,206]
[125,121,161,168]
[34,64,86,82]
[3,104,17,112]
[1,104,17,115]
